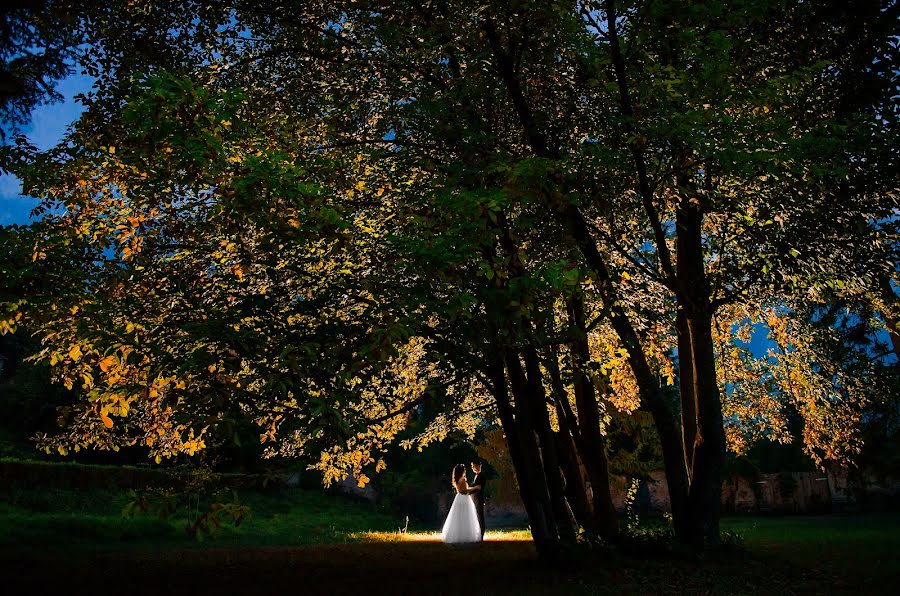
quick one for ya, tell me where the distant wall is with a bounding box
[608,469,899,514]
[461,469,900,522]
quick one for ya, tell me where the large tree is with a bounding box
[2,0,897,555]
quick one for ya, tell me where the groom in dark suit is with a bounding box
[470,461,486,539]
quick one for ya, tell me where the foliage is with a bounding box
[1,0,897,551]
[0,0,83,138]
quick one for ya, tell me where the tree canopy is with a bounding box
[2,0,898,556]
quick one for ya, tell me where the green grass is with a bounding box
[0,485,401,548]
[2,483,898,594]
[722,514,900,592]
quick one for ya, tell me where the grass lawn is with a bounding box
[0,485,401,548]
[1,484,897,594]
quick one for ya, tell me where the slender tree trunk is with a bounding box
[566,295,619,539]
[503,352,556,529]
[564,206,691,541]
[543,344,597,534]
[554,409,595,532]
[504,351,563,541]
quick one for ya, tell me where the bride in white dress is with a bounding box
[441,463,483,543]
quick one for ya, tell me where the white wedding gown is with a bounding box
[441,491,482,543]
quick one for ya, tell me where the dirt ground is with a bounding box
[3,534,896,596]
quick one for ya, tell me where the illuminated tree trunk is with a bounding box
[675,189,727,546]
[684,310,726,545]
[676,310,698,482]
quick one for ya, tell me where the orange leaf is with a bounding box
[68,345,83,362]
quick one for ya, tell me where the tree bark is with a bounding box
[676,314,698,482]
[543,344,598,534]
[684,311,727,545]
[485,354,560,559]
[566,295,619,539]
[520,343,578,543]
[564,206,692,541]
[503,353,554,529]
[675,180,726,547]
[553,408,595,533]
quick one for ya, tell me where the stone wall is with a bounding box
[472,469,900,521]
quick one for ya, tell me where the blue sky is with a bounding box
[0,73,94,225]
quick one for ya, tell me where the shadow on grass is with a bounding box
[2,494,899,595]
[3,518,899,595]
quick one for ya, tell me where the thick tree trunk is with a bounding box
[520,344,578,543]
[486,355,560,559]
[684,311,727,546]
[675,183,726,547]
[676,306,698,483]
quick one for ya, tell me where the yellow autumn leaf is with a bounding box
[68,345,83,362]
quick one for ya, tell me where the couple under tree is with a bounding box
[441,461,486,543]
